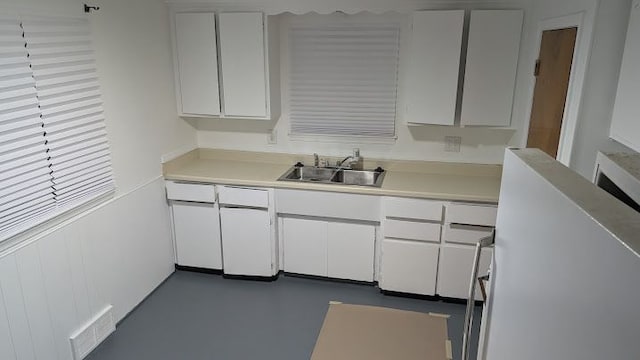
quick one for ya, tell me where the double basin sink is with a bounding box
[278,166,386,187]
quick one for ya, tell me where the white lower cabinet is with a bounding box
[327,222,375,282]
[437,244,492,300]
[166,181,498,298]
[441,203,496,300]
[282,218,327,277]
[282,217,375,282]
[220,207,273,276]
[172,201,222,269]
[379,239,440,295]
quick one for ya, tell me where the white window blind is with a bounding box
[0,18,55,235]
[0,16,114,241]
[289,22,400,138]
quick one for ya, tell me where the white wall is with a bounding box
[0,0,197,359]
[0,178,174,360]
[567,0,634,177]
[91,0,198,191]
[191,0,532,164]
[517,0,633,178]
[483,149,640,359]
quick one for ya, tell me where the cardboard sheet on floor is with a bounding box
[311,303,450,360]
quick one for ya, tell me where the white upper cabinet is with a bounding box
[610,1,640,152]
[174,13,220,116]
[461,10,523,127]
[405,10,464,126]
[172,11,276,119]
[218,12,268,118]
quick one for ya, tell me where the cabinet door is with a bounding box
[437,244,492,300]
[327,223,375,282]
[220,207,272,276]
[282,218,327,277]
[174,12,220,116]
[379,239,439,295]
[218,12,268,118]
[610,2,640,152]
[172,202,222,269]
[405,10,464,125]
[461,10,523,126]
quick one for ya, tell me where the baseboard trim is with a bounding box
[175,264,223,275]
[222,273,280,282]
[283,272,376,286]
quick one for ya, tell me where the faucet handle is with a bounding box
[353,148,360,159]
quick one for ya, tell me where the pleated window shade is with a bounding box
[289,23,400,138]
[0,17,114,241]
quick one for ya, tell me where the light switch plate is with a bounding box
[444,136,462,152]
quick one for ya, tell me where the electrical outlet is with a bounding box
[267,129,277,144]
[444,136,462,153]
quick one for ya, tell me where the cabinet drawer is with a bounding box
[166,181,216,203]
[383,219,441,243]
[383,197,444,221]
[445,203,497,226]
[275,189,380,222]
[218,186,269,208]
[442,223,492,245]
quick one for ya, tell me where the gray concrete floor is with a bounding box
[87,270,482,360]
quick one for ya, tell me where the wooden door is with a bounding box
[527,27,577,158]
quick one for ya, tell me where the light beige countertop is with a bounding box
[163,149,503,203]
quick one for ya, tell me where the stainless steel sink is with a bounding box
[278,166,386,187]
[281,166,337,182]
[332,169,383,186]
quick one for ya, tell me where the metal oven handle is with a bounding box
[461,230,495,360]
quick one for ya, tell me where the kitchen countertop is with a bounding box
[163,149,503,203]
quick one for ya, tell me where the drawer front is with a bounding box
[166,181,216,203]
[442,223,492,245]
[445,203,497,226]
[383,219,441,243]
[275,189,380,222]
[383,197,444,221]
[218,185,269,208]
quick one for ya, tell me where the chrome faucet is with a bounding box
[337,148,362,170]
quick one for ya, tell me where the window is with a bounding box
[288,15,400,138]
[0,16,114,241]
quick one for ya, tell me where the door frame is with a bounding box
[523,11,595,166]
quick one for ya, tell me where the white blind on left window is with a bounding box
[0,16,114,242]
[22,17,114,207]
[0,18,55,235]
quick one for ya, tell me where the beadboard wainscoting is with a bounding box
[0,177,174,360]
